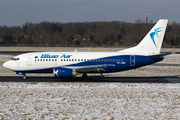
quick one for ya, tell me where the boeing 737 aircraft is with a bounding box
[3,19,168,80]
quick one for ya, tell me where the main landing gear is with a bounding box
[23,75,26,80]
[101,73,103,77]
[82,73,88,80]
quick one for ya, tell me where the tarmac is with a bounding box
[1,76,180,83]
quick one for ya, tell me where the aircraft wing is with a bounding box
[74,64,115,73]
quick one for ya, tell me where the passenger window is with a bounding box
[66,59,68,61]
[115,59,117,62]
[35,59,36,62]
[78,59,80,61]
[84,59,86,61]
[55,59,57,61]
[72,59,73,61]
[38,59,39,61]
[81,59,83,61]
[40,59,42,61]
[118,59,120,62]
[75,59,76,61]
[52,59,54,61]
[69,59,71,61]
[46,59,48,61]
[104,59,106,62]
[64,59,66,61]
[43,59,45,61]
[107,59,109,62]
[49,59,51,61]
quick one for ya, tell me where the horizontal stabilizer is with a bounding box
[152,62,180,66]
[148,52,180,58]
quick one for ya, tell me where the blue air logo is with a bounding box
[60,54,72,58]
[150,27,162,48]
[41,54,59,58]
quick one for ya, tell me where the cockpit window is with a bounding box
[11,58,20,61]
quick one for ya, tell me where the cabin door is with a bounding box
[130,55,135,66]
[27,55,33,66]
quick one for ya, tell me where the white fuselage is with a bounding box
[3,51,135,71]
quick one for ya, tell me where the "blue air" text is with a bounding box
[60,54,72,58]
[41,54,59,58]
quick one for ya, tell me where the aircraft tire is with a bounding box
[23,76,26,80]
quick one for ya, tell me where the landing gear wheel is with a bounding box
[23,76,26,80]
[82,73,88,80]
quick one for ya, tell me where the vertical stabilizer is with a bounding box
[119,19,168,55]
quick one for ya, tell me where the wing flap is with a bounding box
[75,64,115,73]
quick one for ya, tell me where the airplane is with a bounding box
[3,19,169,80]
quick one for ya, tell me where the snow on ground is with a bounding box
[0,83,180,119]
[0,48,180,119]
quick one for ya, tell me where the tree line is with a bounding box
[0,20,180,47]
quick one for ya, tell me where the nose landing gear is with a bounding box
[16,72,26,80]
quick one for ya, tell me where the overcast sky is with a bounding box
[0,0,180,26]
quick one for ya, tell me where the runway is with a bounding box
[0,76,180,83]
[0,51,38,55]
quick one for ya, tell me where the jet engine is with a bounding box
[53,68,77,77]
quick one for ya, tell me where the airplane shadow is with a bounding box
[0,76,180,83]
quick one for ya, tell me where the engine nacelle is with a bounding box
[53,68,77,77]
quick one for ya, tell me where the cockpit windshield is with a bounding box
[11,58,20,61]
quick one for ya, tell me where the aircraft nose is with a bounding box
[3,62,8,68]
[3,61,18,71]
[3,61,11,69]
